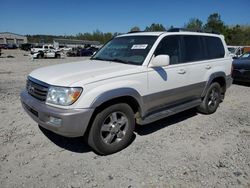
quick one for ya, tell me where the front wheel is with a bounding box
[88,103,135,155]
[197,82,221,114]
[55,54,61,58]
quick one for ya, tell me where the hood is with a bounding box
[233,59,250,70]
[29,60,140,86]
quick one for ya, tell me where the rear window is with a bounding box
[203,36,225,59]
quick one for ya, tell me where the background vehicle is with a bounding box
[20,43,33,51]
[232,51,250,83]
[0,44,18,49]
[0,44,8,49]
[31,45,57,54]
[58,45,72,53]
[66,47,81,57]
[66,46,99,57]
[32,49,62,59]
[79,48,95,56]
[228,46,243,58]
[228,46,250,58]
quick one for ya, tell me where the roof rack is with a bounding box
[167,28,219,34]
[127,31,143,34]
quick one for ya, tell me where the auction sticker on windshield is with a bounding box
[131,44,148,49]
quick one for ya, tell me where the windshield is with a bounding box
[92,36,158,65]
[239,52,250,60]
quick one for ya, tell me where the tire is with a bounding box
[197,82,221,114]
[37,51,44,59]
[37,54,42,59]
[56,54,61,58]
[88,103,135,155]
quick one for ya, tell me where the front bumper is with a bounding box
[232,69,250,83]
[20,90,94,137]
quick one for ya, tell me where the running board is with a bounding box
[137,99,201,125]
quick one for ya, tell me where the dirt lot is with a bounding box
[0,49,249,188]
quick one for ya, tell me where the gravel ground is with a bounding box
[0,50,249,188]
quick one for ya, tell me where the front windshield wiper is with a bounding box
[91,57,109,61]
[92,57,139,65]
[109,58,129,64]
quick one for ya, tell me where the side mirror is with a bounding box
[149,55,170,68]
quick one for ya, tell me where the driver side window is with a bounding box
[155,35,183,65]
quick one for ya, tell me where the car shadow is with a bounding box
[233,81,250,87]
[39,125,136,155]
[38,108,197,153]
[135,108,198,136]
[39,126,91,153]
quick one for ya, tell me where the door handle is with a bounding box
[205,65,211,69]
[178,69,186,74]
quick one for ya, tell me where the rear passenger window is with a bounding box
[155,36,183,65]
[204,36,225,59]
[182,35,206,62]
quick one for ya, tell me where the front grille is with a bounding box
[26,78,49,101]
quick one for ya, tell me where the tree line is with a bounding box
[27,13,250,45]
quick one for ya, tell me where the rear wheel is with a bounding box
[88,103,135,155]
[197,82,221,114]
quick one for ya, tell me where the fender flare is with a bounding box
[90,87,144,115]
[201,71,226,97]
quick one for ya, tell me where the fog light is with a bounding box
[48,116,62,126]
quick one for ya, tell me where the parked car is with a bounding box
[20,30,232,155]
[66,46,99,57]
[0,44,17,49]
[232,51,250,83]
[66,47,81,57]
[20,43,33,51]
[31,45,57,54]
[2,44,18,49]
[0,44,8,49]
[228,46,243,58]
[88,46,99,53]
[32,49,62,59]
[79,48,94,56]
[59,45,72,53]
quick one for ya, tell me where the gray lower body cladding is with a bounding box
[142,82,206,117]
[20,90,94,137]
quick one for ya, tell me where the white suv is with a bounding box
[21,30,233,154]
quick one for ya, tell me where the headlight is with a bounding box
[46,86,82,106]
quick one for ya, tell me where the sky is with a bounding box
[1,0,250,35]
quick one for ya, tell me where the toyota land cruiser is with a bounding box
[20,30,233,154]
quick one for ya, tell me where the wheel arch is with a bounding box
[202,72,227,98]
[84,89,143,138]
[90,88,143,116]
